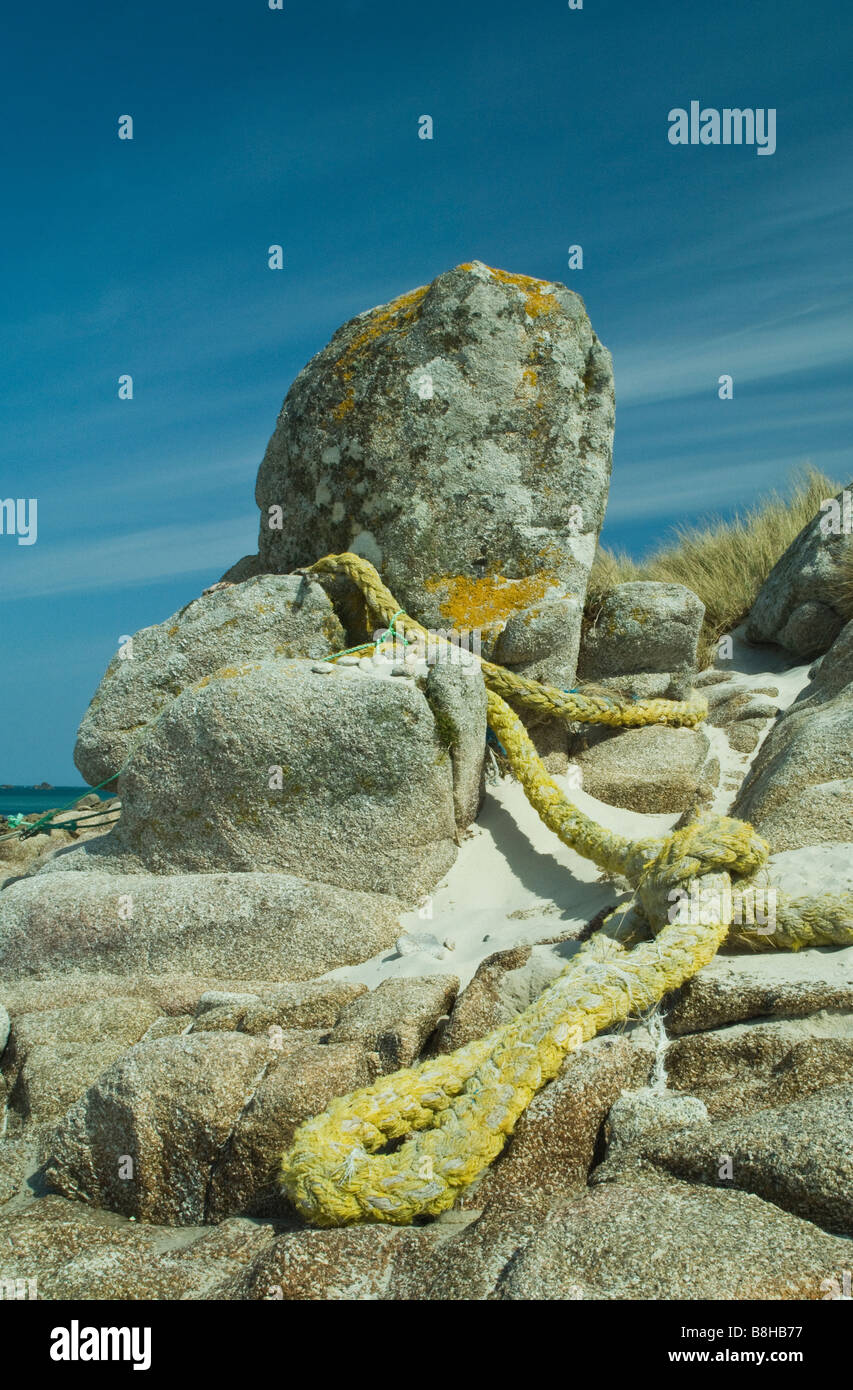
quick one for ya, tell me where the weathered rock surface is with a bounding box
[74,574,343,785]
[666,945,853,1035]
[205,1039,377,1221]
[0,871,404,982]
[327,975,458,1072]
[0,971,356,1021]
[573,724,711,813]
[63,659,458,899]
[493,595,584,684]
[0,1196,279,1300]
[579,581,704,681]
[733,623,853,848]
[252,261,614,687]
[217,1223,439,1301]
[423,656,487,828]
[665,1012,853,1120]
[487,1180,851,1299]
[5,997,159,1122]
[603,1085,853,1237]
[45,1033,276,1225]
[191,980,367,1034]
[746,481,852,657]
[603,1087,709,1161]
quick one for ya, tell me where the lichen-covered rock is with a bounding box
[0,871,404,982]
[488,1180,851,1299]
[573,724,711,813]
[617,1085,853,1236]
[327,975,459,1071]
[252,261,614,687]
[746,481,853,657]
[5,997,159,1122]
[65,658,458,900]
[579,581,705,681]
[44,1032,275,1225]
[732,623,853,848]
[74,575,343,786]
[666,944,853,1036]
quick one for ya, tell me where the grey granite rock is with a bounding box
[253,261,614,687]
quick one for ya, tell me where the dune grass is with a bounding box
[586,468,845,669]
[831,535,853,622]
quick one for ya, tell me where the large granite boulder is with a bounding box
[74,574,343,786]
[251,261,614,687]
[63,658,463,899]
[44,1032,276,1225]
[573,724,713,813]
[4,997,159,1122]
[578,580,705,683]
[0,870,405,982]
[746,481,852,657]
[597,1083,853,1236]
[732,622,853,849]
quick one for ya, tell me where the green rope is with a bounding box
[327,609,412,665]
[0,770,121,843]
[374,609,410,654]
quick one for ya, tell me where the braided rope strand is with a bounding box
[279,553,853,1226]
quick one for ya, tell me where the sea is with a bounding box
[0,786,109,817]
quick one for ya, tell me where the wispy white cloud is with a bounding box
[614,302,853,408]
[0,516,257,600]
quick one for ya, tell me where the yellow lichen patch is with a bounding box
[480,265,561,319]
[333,389,355,420]
[522,367,538,388]
[193,663,260,690]
[423,570,558,631]
[168,626,179,637]
[330,284,429,419]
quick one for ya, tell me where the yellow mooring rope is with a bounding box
[279,553,853,1226]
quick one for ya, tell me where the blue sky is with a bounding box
[1,0,851,782]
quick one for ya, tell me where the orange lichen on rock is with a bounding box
[330,284,429,419]
[460,263,561,319]
[423,570,558,631]
[333,388,355,420]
